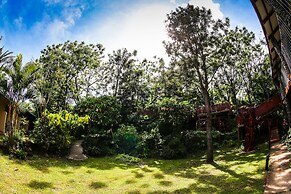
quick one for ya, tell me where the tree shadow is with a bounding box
[26,180,53,189]
[153,173,165,179]
[211,162,258,184]
[125,179,137,184]
[159,180,173,186]
[12,155,138,173]
[89,181,108,189]
[127,190,141,194]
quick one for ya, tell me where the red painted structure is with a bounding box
[196,102,233,132]
[236,94,282,151]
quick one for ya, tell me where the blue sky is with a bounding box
[0,0,263,63]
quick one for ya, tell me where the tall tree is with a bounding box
[1,54,38,132]
[213,27,257,109]
[103,48,148,116]
[164,5,229,163]
[36,41,104,113]
[0,37,12,67]
[249,55,276,104]
[0,36,13,81]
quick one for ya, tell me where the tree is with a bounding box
[0,36,13,83]
[103,48,148,118]
[0,36,12,68]
[213,27,257,109]
[36,41,104,113]
[164,5,229,163]
[240,41,276,105]
[249,55,276,104]
[1,54,38,133]
[214,26,276,107]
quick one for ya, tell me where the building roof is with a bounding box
[251,0,291,83]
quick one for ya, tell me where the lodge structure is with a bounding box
[251,0,291,121]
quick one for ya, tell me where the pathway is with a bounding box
[67,140,88,161]
[264,142,291,193]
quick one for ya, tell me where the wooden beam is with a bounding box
[263,9,275,24]
[268,25,280,40]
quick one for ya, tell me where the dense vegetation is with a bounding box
[0,5,285,161]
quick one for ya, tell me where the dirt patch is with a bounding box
[264,143,291,194]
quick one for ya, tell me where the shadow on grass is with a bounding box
[3,143,267,194]
[127,190,141,194]
[61,170,73,175]
[26,180,53,189]
[211,162,258,184]
[89,181,108,189]
[12,155,137,173]
[143,144,267,193]
[153,173,165,179]
[159,180,172,186]
[125,179,137,184]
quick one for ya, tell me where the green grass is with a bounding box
[0,144,268,194]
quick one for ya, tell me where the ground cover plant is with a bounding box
[0,143,268,194]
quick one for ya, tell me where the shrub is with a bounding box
[182,130,238,153]
[30,110,89,155]
[75,96,122,156]
[113,125,141,156]
[82,130,115,157]
[115,154,141,164]
[75,96,121,131]
[139,127,163,158]
[0,129,31,160]
[160,135,187,159]
[147,98,195,137]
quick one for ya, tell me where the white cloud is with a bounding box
[12,0,224,63]
[188,0,223,19]
[170,0,176,5]
[29,0,85,44]
[47,19,68,40]
[14,17,23,29]
[63,7,84,26]
[75,3,175,61]
[74,0,223,62]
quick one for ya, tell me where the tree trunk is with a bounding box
[231,90,239,112]
[203,88,213,163]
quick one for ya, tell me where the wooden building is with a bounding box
[251,0,291,121]
[0,93,10,134]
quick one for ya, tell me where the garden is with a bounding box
[0,144,268,193]
[0,4,290,194]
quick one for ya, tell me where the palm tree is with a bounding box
[0,36,13,83]
[1,54,38,133]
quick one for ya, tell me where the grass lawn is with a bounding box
[0,144,268,194]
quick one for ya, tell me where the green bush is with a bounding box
[113,125,142,156]
[139,127,163,158]
[82,131,115,157]
[74,96,122,156]
[154,98,194,136]
[182,130,237,153]
[115,154,141,164]
[160,135,187,159]
[0,130,31,160]
[75,96,121,131]
[30,110,89,155]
